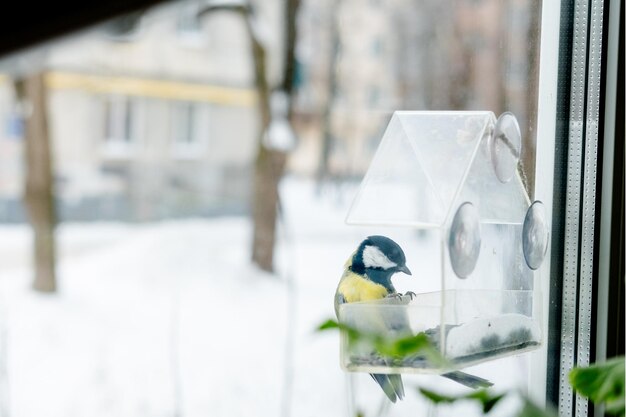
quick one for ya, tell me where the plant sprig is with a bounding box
[418,387,556,417]
[317,319,448,368]
[318,319,625,417]
[418,387,506,414]
[570,356,625,416]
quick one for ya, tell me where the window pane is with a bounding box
[0,1,556,417]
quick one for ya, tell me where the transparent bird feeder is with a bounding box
[338,111,549,374]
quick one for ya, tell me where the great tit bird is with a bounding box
[335,236,492,403]
[334,235,412,403]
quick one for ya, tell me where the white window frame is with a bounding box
[528,0,560,406]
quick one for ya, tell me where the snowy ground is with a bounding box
[0,178,536,417]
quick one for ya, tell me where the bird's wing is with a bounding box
[334,292,346,319]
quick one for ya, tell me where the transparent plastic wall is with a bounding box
[339,111,549,373]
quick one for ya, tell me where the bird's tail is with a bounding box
[442,371,493,389]
[370,373,405,403]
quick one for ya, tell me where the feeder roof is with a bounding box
[346,111,530,228]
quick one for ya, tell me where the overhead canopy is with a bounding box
[0,0,166,59]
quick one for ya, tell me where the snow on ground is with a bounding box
[0,177,536,417]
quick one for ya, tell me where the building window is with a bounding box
[176,5,205,47]
[371,38,383,56]
[4,112,23,140]
[102,96,136,156]
[170,101,205,158]
[177,9,201,34]
[102,11,143,42]
[368,86,380,107]
[171,102,195,144]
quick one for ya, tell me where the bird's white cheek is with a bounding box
[362,245,397,270]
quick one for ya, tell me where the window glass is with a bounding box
[0,1,556,416]
[101,95,138,159]
[171,101,196,145]
[170,101,207,159]
[104,96,135,144]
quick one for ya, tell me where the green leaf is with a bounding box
[421,345,451,368]
[418,387,460,404]
[316,319,364,350]
[569,356,625,416]
[389,333,431,356]
[418,386,506,414]
[465,390,506,413]
[380,332,449,367]
[317,319,340,331]
[316,318,449,367]
[517,397,557,417]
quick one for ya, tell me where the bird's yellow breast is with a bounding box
[338,270,389,303]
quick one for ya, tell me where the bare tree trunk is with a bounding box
[497,1,509,114]
[282,0,300,104]
[448,7,472,110]
[245,13,287,273]
[250,0,300,272]
[14,73,57,293]
[523,1,542,199]
[251,146,286,272]
[198,3,296,272]
[317,1,339,187]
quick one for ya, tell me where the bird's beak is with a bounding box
[399,264,412,275]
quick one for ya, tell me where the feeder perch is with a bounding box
[338,111,548,374]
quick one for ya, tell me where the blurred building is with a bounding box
[292,0,539,188]
[0,0,285,222]
[0,0,540,222]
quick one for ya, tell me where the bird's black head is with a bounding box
[351,235,412,277]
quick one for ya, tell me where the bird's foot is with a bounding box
[404,291,416,300]
[386,292,403,301]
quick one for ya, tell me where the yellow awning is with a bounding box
[44,71,256,106]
